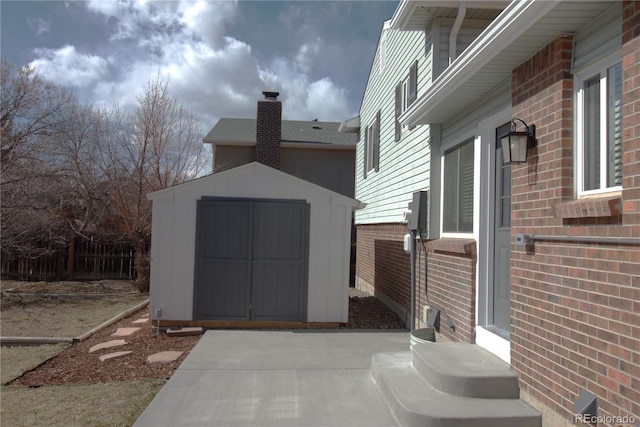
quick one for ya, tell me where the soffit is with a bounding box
[402,0,617,126]
[391,1,508,30]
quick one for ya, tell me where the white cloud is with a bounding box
[31,0,354,130]
[27,18,51,37]
[294,40,320,75]
[29,45,108,87]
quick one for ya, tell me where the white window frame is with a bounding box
[401,76,410,131]
[440,136,477,238]
[575,52,623,197]
[401,76,410,113]
[366,122,375,173]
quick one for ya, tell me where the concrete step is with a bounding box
[371,352,541,427]
[412,342,520,399]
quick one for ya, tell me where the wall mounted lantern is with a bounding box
[500,118,537,164]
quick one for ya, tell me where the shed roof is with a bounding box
[148,161,364,209]
[203,118,357,147]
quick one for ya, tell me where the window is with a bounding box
[443,139,474,233]
[366,122,375,172]
[576,57,623,195]
[402,76,411,112]
[395,61,418,142]
[363,110,380,178]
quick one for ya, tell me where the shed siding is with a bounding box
[149,164,356,323]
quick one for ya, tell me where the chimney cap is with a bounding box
[262,91,280,100]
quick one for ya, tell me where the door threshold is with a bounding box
[476,325,510,364]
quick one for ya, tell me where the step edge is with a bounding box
[371,352,541,427]
[412,348,521,399]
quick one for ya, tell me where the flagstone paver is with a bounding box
[99,351,133,362]
[132,318,148,324]
[89,339,127,353]
[147,351,183,364]
[111,327,140,337]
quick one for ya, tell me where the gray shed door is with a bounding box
[193,198,309,322]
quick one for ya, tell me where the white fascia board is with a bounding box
[401,0,561,126]
[390,0,417,30]
[338,116,361,133]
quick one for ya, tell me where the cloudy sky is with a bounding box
[1,0,398,129]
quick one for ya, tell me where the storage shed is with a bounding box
[147,161,363,326]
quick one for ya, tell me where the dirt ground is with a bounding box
[1,280,405,426]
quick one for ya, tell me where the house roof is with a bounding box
[203,118,357,148]
[400,0,619,126]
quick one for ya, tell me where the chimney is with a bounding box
[255,91,282,169]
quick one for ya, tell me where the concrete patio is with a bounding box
[133,330,409,427]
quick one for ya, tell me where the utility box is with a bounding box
[407,190,429,232]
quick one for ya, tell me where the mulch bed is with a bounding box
[11,290,405,387]
[11,307,199,386]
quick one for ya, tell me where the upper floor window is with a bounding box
[395,61,418,142]
[442,138,474,234]
[363,110,380,178]
[576,56,623,195]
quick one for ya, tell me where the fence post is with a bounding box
[67,236,75,279]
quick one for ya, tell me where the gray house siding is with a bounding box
[215,145,355,198]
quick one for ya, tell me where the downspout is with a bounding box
[449,2,467,65]
[410,229,417,330]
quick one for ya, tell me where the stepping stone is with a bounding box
[147,351,183,364]
[89,339,127,353]
[111,327,140,337]
[132,318,148,324]
[166,327,203,337]
[99,351,133,362]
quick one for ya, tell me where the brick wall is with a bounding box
[418,239,476,343]
[355,224,411,317]
[355,223,476,342]
[510,20,640,425]
[255,97,282,169]
[622,0,640,228]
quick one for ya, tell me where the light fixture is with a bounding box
[500,118,537,164]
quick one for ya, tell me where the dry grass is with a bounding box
[1,344,69,384]
[0,280,159,427]
[1,280,147,337]
[1,379,165,427]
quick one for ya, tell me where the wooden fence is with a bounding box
[1,239,136,282]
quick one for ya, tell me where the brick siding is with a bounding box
[355,223,476,342]
[510,18,640,425]
[255,99,281,169]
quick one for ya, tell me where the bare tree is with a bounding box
[99,75,207,291]
[1,61,74,171]
[1,61,76,257]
